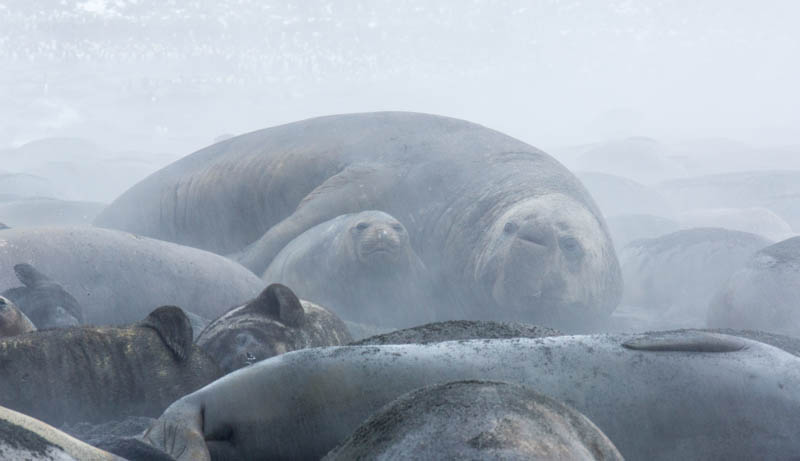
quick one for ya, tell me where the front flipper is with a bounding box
[622,330,748,353]
[141,400,210,461]
[237,162,404,275]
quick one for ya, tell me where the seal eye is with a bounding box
[391,224,404,232]
[559,236,584,259]
[356,222,369,231]
[503,222,518,234]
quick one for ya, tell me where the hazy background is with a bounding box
[1,0,799,202]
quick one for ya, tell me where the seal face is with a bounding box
[196,284,352,375]
[263,211,434,328]
[474,194,620,328]
[323,381,624,461]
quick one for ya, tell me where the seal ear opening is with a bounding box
[622,331,748,353]
[141,306,194,361]
[248,283,305,327]
[14,263,50,288]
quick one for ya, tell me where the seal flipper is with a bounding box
[622,330,748,353]
[141,400,209,461]
[13,263,50,288]
[246,283,305,327]
[140,306,194,361]
[237,162,402,274]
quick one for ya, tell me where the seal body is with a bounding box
[143,331,800,460]
[2,263,83,329]
[620,228,770,328]
[352,320,560,345]
[0,306,221,426]
[262,210,434,327]
[196,284,352,375]
[96,112,621,328]
[707,236,800,335]
[0,405,122,461]
[323,380,623,461]
[0,227,263,325]
[0,295,35,337]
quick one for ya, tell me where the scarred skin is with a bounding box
[143,331,800,460]
[96,112,621,328]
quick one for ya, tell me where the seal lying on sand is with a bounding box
[143,331,800,460]
[0,295,35,337]
[0,306,221,426]
[323,380,623,461]
[196,283,352,375]
[262,210,433,327]
[2,263,83,329]
[96,112,622,328]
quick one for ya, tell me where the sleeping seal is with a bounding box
[323,380,623,460]
[96,112,622,328]
[262,210,433,327]
[143,330,800,460]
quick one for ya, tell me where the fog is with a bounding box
[3,2,800,460]
[2,0,799,156]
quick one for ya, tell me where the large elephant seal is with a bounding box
[619,228,770,328]
[262,210,433,327]
[0,295,35,337]
[323,380,623,460]
[96,112,622,328]
[2,263,83,329]
[0,405,123,461]
[196,283,352,375]
[0,306,221,426]
[142,331,800,460]
[707,236,800,335]
[0,227,263,325]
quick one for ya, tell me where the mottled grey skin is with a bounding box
[0,227,263,325]
[352,320,561,345]
[0,198,106,228]
[197,283,352,375]
[0,405,123,461]
[143,331,800,460]
[0,306,221,427]
[0,295,36,337]
[263,210,434,327]
[323,380,623,461]
[96,112,621,329]
[620,228,771,328]
[708,236,800,335]
[2,263,82,329]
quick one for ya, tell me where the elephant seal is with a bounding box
[0,306,221,426]
[262,210,433,327]
[0,405,123,461]
[196,283,352,375]
[2,263,83,329]
[352,320,560,345]
[0,227,263,325]
[707,236,800,335]
[323,380,623,461]
[0,295,35,337]
[96,112,622,329]
[142,331,800,460]
[619,228,770,328]
[0,197,106,228]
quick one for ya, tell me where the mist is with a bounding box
[3,2,800,460]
